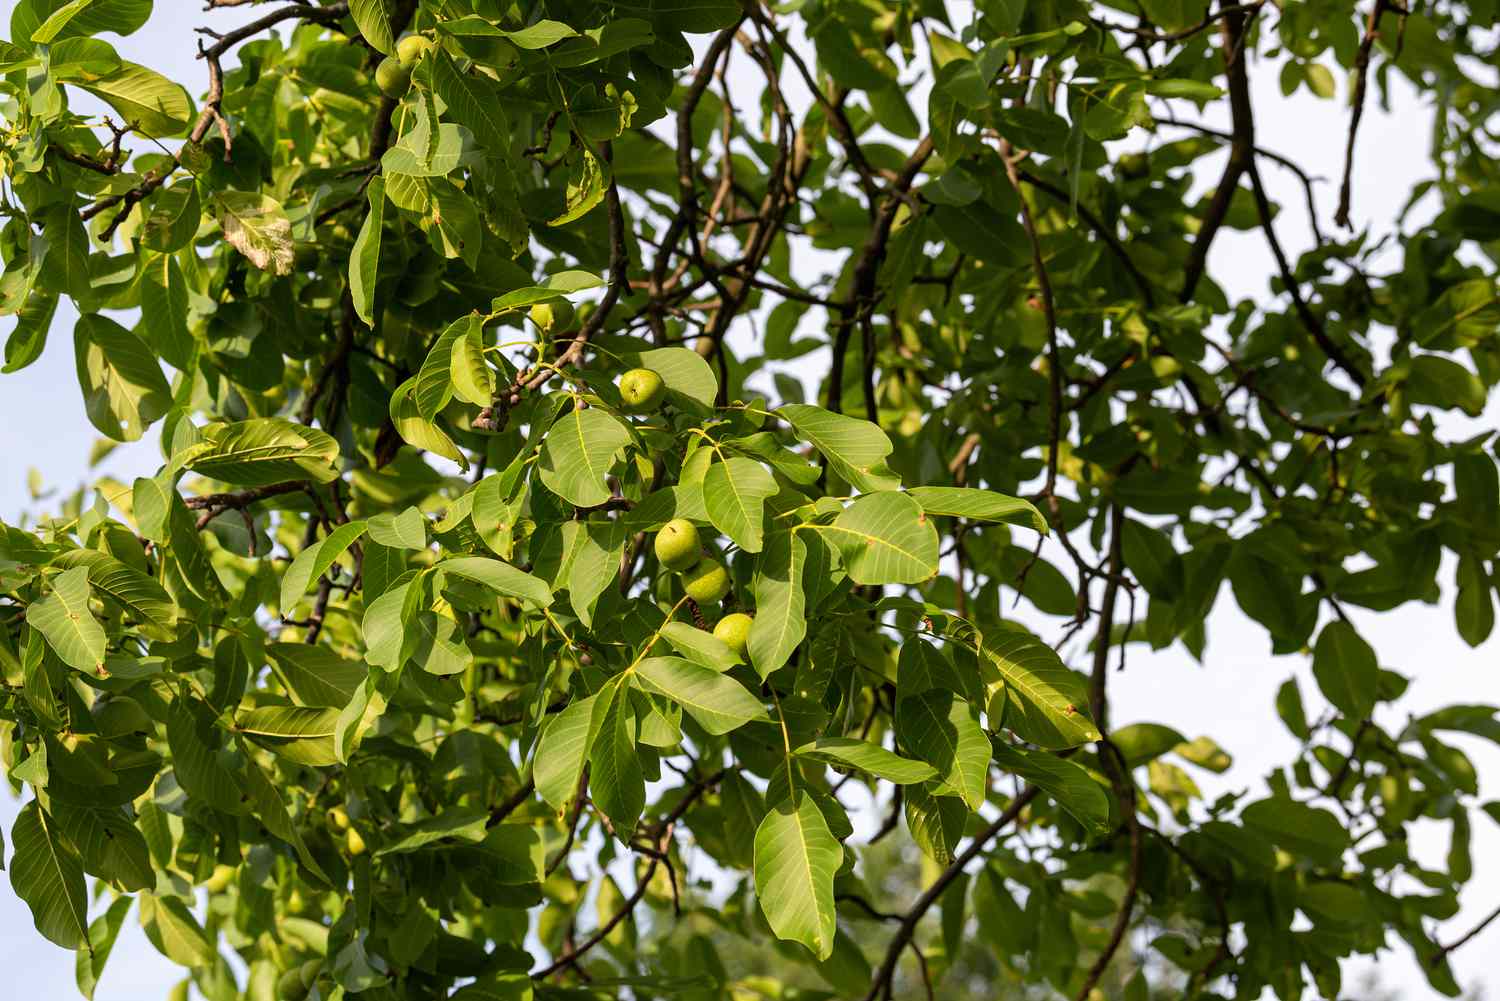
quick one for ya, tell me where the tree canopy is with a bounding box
[1,0,1499,999]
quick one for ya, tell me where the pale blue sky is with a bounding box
[2,5,1498,998]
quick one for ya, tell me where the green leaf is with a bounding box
[76,896,132,1000]
[1456,553,1494,647]
[73,313,172,442]
[32,0,94,45]
[237,705,340,738]
[534,693,600,813]
[500,19,578,48]
[794,737,937,784]
[281,520,368,612]
[430,50,509,156]
[588,679,645,839]
[821,491,939,584]
[186,419,340,485]
[905,784,967,864]
[990,741,1110,836]
[439,555,553,607]
[139,892,217,968]
[907,486,1047,533]
[390,375,468,469]
[349,176,385,327]
[660,620,741,670]
[1121,518,1184,600]
[241,746,329,883]
[619,346,719,407]
[548,145,608,226]
[1406,354,1486,417]
[367,506,426,550]
[747,530,807,679]
[981,627,1100,749]
[635,656,767,734]
[703,456,775,553]
[897,690,990,809]
[349,0,395,53]
[451,321,494,407]
[53,548,177,641]
[779,403,901,492]
[77,61,193,137]
[50,800,153,891]
[36,202,91,299]
[266,643,367,708]
[26,565,106,675]
[1241,797,1348,866]
[375,808,490,857]
[753,792,843,960]
[166,698,244,814]
[214,191,295,276]
[9,801,89,950]
[415,314,476,420]
[1311,620,1378,719]
[538,408,632,507]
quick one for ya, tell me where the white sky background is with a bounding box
[2,4,1498,998]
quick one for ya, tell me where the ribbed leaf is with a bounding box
[77,61,193,137]
[266,643,367,708]
[779,403,901,492]
[187,419,340,486]
[906,486,1048,534]
[26,565,106,675]
[390,375,468,469]
[439,555,553,607]
[794,736,937,784]
[534,693,600,812]
[73,313,172,442]
[9,801,89,951]
[76,896,132,1000]
[139,892,217,968]
[50,800,153,892]
[753,792,842,960]
[634,656,767,735]
[747,530,807,679]
[415,315,476,420]
[588,679,644,839]
[165,698,245,815]
[980,627,1100,749]
[538,408,631,507]
[703,456,775,553]
[349,177,385,327]
[54,548,177,641]
[821,491,939,584]
[280,520,367,612]
[660,620,741,670]
[897,690,990,809]
[214,191,294,275]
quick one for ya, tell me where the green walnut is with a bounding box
[529,298,575,332]
[277,967,310,1001]
[654,518,700,571]
[713,612,754,656]
[346,826,367,856]
[684,558,731,604]
[619,368,667,413]
[1117,152,1150,179]
[375,57,412,98]
[396,34,433,64]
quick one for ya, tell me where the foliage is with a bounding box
[0,1,1499,1000]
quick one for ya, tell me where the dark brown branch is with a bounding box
[1004,152,1062,524]
[827,136,935,419]
[1336,0,1396,229]
[1074,505,1143,1001]
[1179,2,1258,303]
[1245,160,1368,386]
[534,769,723,979]
[1433,900,1500,965]
[186,480,307,528]
[83,3,349,238]
[486,777,537,829]
[861,786,1040,1001]
[1093,1,1264,43]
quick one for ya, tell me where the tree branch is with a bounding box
[861,786,1040,1001]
